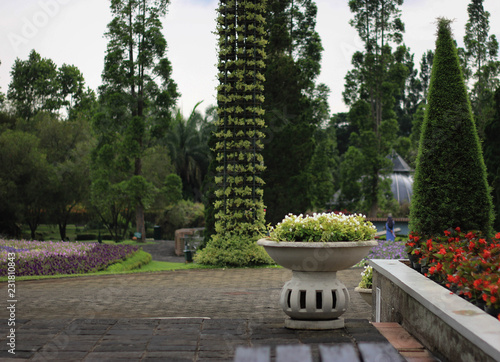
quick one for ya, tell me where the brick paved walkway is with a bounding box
[0,240,420,361]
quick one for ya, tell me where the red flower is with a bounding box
[465,231,475,239]
[496,232,500,240]
[491,296,497,304]
[483,249,491,259]
[469,241,475,251]
[438,248,446,255]
[444,230,451,236]
[456,227,461,232]
[479,238,486,245]
[473,279,483,290]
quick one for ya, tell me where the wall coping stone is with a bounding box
[370,259,500,360]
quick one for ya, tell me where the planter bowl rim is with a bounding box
[257,238,378,248]
[354,286,372,293]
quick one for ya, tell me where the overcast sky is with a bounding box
[1,0,500,116]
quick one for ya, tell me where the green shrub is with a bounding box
[194,234,273,267]
[158,200,205,239]
[410,18,493,237]
[106,249,152,272]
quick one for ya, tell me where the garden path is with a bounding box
[0,240,436,361]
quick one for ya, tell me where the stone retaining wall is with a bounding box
[370,259,500,362]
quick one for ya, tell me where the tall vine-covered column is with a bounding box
[215,0,267,235]
[195,0,271,266]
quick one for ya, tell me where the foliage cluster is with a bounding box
[269,212,376,242]
[158,200,205,240]
[262,0,333,224]
[194,233,273,267]
[406,229,500,318]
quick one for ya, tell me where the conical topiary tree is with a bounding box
[410,18,493,237]
[195,0,272,266]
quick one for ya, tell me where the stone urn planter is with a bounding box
[257,239,377,329]
[354,287,372,306]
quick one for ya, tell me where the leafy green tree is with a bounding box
[408,50,434,166]
[461,0,500,139]
[340,0,407,216]
[142,145,175,212]
[410,18,493,237]
[308,123,338,210]
[95,0,179,241]
[0,130,54,239]
[7,50,60,121]
[419,50,434,101]
[7,50,95,122]
[162,173,183,205]
[34,113,93,241]
[263,0,330,224]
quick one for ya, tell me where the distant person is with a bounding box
[386,214,395,241]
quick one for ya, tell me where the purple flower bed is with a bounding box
[356,239,406,266]
[0,240,139,276]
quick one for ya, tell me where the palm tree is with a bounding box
[165,102,214,201]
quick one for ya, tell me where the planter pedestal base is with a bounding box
[285,317,344,330]
[280,271,350,329]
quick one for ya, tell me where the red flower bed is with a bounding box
[406,229,500,320]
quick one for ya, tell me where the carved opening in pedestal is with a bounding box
[316,291,323,310]
[300,290,306,309]
[332,291,337,309]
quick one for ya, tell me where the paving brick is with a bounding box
[83,351,144,361]
[31,351,88,361]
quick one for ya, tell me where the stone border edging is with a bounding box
[370,259,500,362]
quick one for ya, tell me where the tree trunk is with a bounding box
[58,222,67,241]
[135,203,146,242]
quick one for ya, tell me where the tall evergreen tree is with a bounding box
[340,0,408,216]
[94,0,179,242]
[410,18,493,237]
[461,0,500,138]
[263,0,330,224]
[484,87,500,231]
